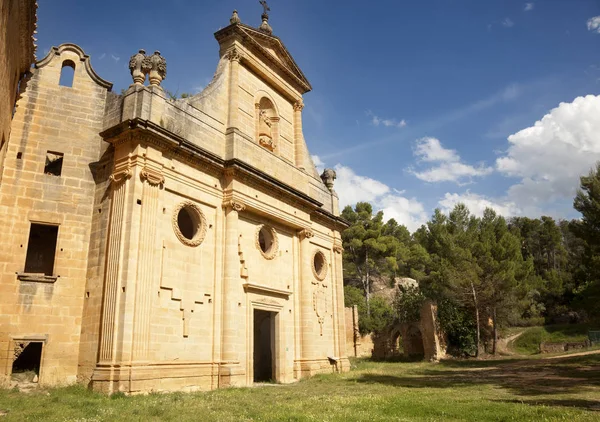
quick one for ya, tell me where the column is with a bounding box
[220,200,245,383]
[298,228,315,363]
[98,165,131,364]
[293,100,305,170]
[131,167,164,361]
[226,46,242,130]
[333,235,349,369]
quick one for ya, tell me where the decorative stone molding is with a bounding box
[140,167,165,186]
[256,224,279,260]
[321,168,336,192]
[143,51,167,86]
[313,287,328,336]
[312,250,328,281]
[128,49,149,85]
[226,46,242,62]
[293,100,304,112]
[172,201,207,247]
[230,10,241,25]
[222,199,246,212]
[298,228,314,240]
[333,241,344,254]
[109,168,132,184]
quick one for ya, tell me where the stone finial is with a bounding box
[321,168,336,192]
[230,10,241,25]
[128,49,148,85]
[258,0,273,35]
[144,51,167,87]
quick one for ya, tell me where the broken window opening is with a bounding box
[24,224,59,276]
[44,151,64,176]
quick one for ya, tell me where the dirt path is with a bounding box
[496,331,524,355]
[546,348,600,360]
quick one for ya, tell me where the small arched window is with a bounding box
[59,60,75,87]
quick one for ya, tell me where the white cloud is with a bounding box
[587,16,600,33]
[367,111,407,128]
[524,3,534,12]
[439,192,521,218]
[98,53,106,60]
[410,137,493,183]
[311,155,325,173]
[414,137,459,163]
[502,18,515,28]
[111,54,120,63]
[496,94,600,209]
[316,159,427,232]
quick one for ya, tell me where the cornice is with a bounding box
[312,208,350,231]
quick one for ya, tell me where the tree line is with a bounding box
[342,163,600,356]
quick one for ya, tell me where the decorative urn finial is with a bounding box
[230,10,241,25]
[321,168,337,192]
[258,0,273,35]
[144,51,167,87]
[128,49,147,85]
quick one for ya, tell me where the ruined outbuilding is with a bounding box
[0,4,350,393]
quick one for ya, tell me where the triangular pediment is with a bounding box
[215,23,312,94]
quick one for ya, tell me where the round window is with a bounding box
[312,250,328,281]
[172,201,207,247]
[256,224,278,259]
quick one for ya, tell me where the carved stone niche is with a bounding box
[255,97,279,152]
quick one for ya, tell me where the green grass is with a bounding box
[513,324,600,355]
[1,353,599,421]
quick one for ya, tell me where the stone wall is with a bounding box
[0,44,111,386]
[0,0,36,183]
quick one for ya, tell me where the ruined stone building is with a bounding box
[0,2,350,393]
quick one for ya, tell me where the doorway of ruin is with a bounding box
[11,341,43,387]
[253,309,275,383]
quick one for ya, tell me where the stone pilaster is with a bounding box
[293,100,305,170]
[226,47,242,130]
[332,236,350,370]
[98,164,131,364]
[219,199,245,386]
[131,167,164,361]
[298,228,316,364]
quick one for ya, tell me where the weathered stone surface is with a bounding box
[0,5,349,393]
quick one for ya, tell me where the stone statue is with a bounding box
[258,0,273,35]
[230,10,240,25]
[258,108,275,151]
[128,49,148,85]
[143,51,167,87]
[321,168,336,192]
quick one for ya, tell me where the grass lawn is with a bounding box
[513,324,600,355]
[1,353,599,421]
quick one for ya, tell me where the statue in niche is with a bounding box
[258,107,276,151]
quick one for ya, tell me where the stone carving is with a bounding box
[230,10,241,25]
[258,109,276,151]
[256,224,279,260]
[293,99,304,112]
[222,199,246,212]
[238,234,249,279]
[140,166,165,186]
[333,240,344,254]
[109,167,132,184]
[258,0,273,35]
[313,286,328,336]
[143,51,167,87]
[172,201,207,247]
[226,46,241,62]
[312,250,328,282]
[298,228,314,240]
[128,49,149,85]
[321,168,336,192]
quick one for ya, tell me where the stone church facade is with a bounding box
[0,3,350,393]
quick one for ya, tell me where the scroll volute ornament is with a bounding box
[128,49,148,85]
[144,51,167,87]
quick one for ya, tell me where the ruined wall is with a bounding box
[0,44,111,386]
[0,0,36,182]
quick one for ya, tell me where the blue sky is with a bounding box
[37,1,600,230]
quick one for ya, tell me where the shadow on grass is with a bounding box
[353,353,600,407]
[494,398,600,412]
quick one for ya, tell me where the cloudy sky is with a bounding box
[37,1,600,231]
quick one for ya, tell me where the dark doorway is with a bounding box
[12,342,43,383]
[253,309,275,382]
